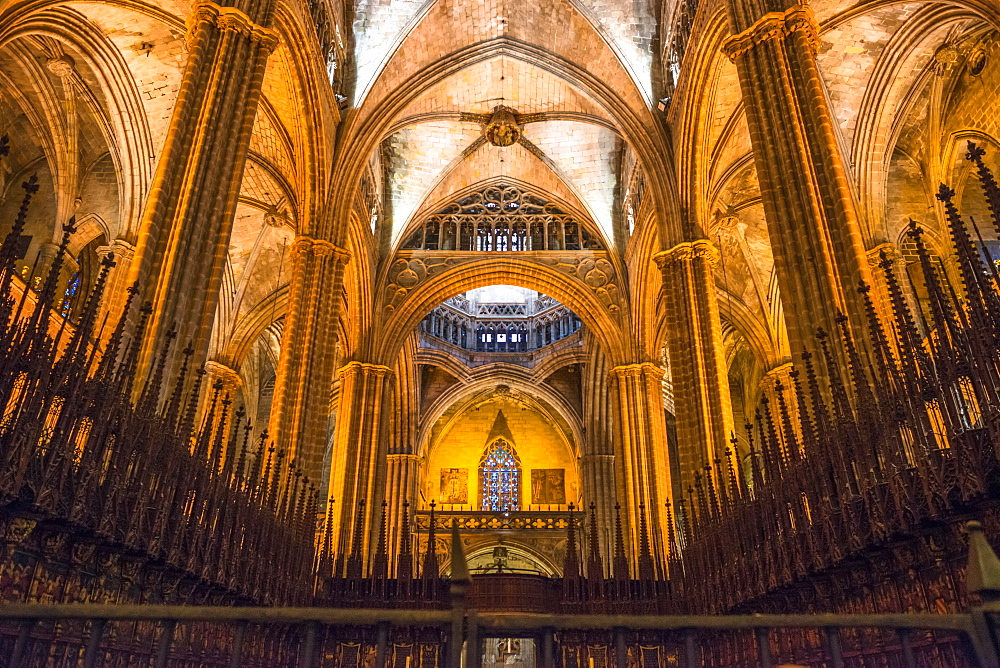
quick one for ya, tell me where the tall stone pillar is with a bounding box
[864,243,912,331]
[95,239,135,332]
[126,0,279,381]
[33,243,61,285]
[580,453,616,568]
[384,453,419,570]
[608,363,671,571]
[328,362,394,564]
[267,237,350,481]
[757,362,800,455]
[655,240,734,495]
[581,341,617,560]
[721,1,872,362]
[202,359,243,462]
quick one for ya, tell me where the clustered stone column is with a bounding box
[328,362,395,564]
[203,359,243,460]
[384,453,419,563]
[721,1,872,365]
[580,453,616,563]
[865,243,911,329]
[581,341,617,562]
[757,362,799,446]
[267,236,350,482]
[95,240,135,328]
[655,240,734,496]
[126,0,279,385]
[608,362,671,571]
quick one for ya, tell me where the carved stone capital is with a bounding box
[722,4,821,62]
[339,361,394,380]
[292,236,351,264]
[204,360,242,390]
[691,239,721,266]
[654,239,719,271]
[608,362,666,382]
[758,362,794,392]
[387,453,421,463]
[96,238,136,263]
[189,1,280,53]
[865,242,901,268]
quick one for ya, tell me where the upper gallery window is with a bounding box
[402,184,605,252]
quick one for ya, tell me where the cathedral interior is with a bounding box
[0,0,999,664]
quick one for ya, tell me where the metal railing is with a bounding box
[413,509,583,532]
[1,524,999,667]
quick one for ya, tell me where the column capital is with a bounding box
[292,236,351,263]
[608,362,666,381]
[722,4,820,62]
[96,238,136,262]
[204,360,242,390]
[653,239,720,271]
[387,453,421,462]
[188,1,280,53]
[339,361,394,379]
[758,362,794,392]
[865,242,902,268]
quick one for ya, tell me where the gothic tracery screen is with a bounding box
[479,438,521,511]
[402,184,605,252]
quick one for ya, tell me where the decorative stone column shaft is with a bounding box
[33,243,61,285]
[581,342,617,561]
[608,363,671,573]
[267,237,350,482]
[865,243,911,335]
[580,453,616,570]
[202,359,243,462]
[757,362,800,454]
[722,2,873,365]
[127,0,279,385]
[384,453,419,572]
[655,240,734,496]
[328,362,394,565]
[95,239,135,332]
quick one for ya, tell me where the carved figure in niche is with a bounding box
[492,544,509,572]
[439,468,468,505]
[531,469,566,504]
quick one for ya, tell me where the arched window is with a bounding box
[479,438,521,511]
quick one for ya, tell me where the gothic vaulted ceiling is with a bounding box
[339,0,669,252]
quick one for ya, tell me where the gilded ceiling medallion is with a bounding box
[483,105,522,147]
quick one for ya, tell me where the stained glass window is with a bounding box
[479,438,520,511]
[61,272,80,317]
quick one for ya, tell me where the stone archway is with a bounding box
[372,253,632,364]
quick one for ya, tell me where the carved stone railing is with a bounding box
[413,510,584,533]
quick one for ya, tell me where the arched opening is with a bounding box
[419,285,583,357]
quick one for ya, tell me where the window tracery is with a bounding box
[479,438,521,511]
[402,184,605,252]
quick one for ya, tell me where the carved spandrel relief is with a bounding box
[382,252,624,320]
[536,255,623,316]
